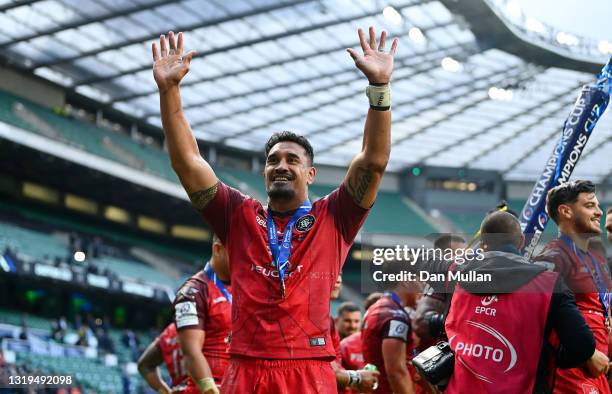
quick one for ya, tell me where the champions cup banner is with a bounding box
[520,57,612,257]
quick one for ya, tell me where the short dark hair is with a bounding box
[265,131,314,165]
[363,292,383,311]
[433,234,466,250]
[480,211,522,250]
[546,180,596,223]
[337,301,360,316]
[607,206,612,215]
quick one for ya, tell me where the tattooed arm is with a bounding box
[343,27,394,208]
[343,108,391,208]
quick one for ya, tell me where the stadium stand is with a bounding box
[0,308,157,393]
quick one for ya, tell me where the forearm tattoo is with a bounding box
[347,167,375,204]
[189,183,218,211]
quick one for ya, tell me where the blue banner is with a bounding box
[520,57,612,257]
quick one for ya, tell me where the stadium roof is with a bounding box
[0,0,610,182]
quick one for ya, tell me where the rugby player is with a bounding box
[336,302,361,341]
[173,236,231,394]
[152,26,397,393]
[361,274,418,394]
[535,181,611,393]
[138,322,186,394]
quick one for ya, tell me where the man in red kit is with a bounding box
[340,293,383,373]
[362,267,419,394]
[152,25,397,393]
[535,181,611,393]
[138,322,187,394]
[173,235,231,394]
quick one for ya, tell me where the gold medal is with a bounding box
[606,316,611,334]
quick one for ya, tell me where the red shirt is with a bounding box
[361,295,413,394]
[157,323,187,389]
[340,332,365,370]
[173,270,232,382]
[536,239,612,394]
[202,182,368,359]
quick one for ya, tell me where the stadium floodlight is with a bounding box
[74,251,86,262]
[408,27,426,44]
[441,56,463,72]
[599,40,612,55]
[382,6,403,26]
[556,32,579,46]
[505,0,522,19]
[488,87,513,101]
[525,18,545,34]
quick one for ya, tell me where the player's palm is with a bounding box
[154,55,189,89]
[152,31,195,92]
[347,27,398,84]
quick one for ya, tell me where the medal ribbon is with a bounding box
[266,201,312,298]
[204,263,232,304]
[560,234,610,318]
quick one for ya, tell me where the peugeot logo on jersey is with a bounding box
[296,214,315,232]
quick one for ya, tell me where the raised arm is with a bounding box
[344,27,398,208]
[152,32,218,208]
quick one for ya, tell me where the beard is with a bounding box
[267,183,296,201]
[574,215,601,236]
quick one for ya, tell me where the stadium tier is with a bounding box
[1,308,155,393]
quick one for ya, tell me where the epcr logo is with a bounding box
[481,295,498,306]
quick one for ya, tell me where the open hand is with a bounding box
[347,26,398,84]
[152,31,196,92]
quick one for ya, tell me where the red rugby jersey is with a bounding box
[157,323,187,389]
[202,182,369,359]
[536,239,612,394]
[361,295,413,394]
[340,332,365,371]
[173,270,232,382]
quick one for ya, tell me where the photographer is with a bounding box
[429,211,605,393]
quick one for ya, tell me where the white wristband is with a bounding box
[366,84,391,110]
[347,370,362,387]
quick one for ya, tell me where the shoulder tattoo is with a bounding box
[189,183,218,211]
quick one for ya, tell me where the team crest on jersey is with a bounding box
[296,214,315,232]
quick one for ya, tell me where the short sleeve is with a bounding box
[381,319,410,343]
[201,181,248,244]
[326,184,370,244]
[173,282,208,330]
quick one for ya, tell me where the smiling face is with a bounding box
[264,141,315,205]
[559,192,603,235]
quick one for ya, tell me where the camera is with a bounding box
[412,341,454,386]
